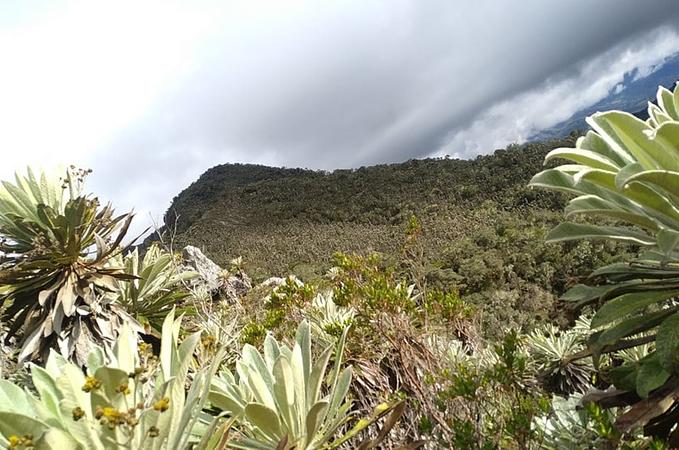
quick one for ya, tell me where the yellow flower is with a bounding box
[8,434,33,449]
[153,397,170,412]
[102,407,120,419]
[82,376,102,392]
[138,342,152,354]
[7,435,20,449]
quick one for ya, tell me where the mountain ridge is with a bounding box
[151,136,577,276]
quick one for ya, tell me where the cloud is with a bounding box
[0,0,678,235]
[433,26,679,158]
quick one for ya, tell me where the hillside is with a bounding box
[156,136,572,268]
[148,133,632,336]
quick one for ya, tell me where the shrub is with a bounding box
[0,167,140,364]
[0,309,226,449]
[530,82,679,443]
[436,331,551,449]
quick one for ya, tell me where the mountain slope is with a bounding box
[152,133,631,337]
[153,136,576,276]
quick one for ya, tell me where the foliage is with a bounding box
[534,393,617,450]
[307,291,356,346]
[7,86,678,449]
[209,320,402,449]
[435,330,551,449]
[331,252,419,316]
[0,309,227,450]
[109,244,197,334]
[150,134,622,340]
[234,252,473,446]
[0,167,140,365]
[438,210,626,337]
[239,276,314,347]
[149,137,578,277]
[525,322,594,395]
[530,82,679,442]
[328,253,470,446]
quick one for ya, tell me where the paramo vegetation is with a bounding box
[0,83,678,448]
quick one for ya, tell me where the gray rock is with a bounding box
[182,245,223,292]
[181,246,252,302]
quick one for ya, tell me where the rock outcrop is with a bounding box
[181,245,251,302]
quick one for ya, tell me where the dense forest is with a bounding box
[162,135,572,239]
[157,136,578,279]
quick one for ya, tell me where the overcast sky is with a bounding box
[1,0,679,234]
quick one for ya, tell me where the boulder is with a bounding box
[181,245,251,302]
[182,245,223,292]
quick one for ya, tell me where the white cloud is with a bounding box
[0,1,217,179]
[434,26,679,158]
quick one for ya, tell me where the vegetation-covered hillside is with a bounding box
[157,137,579,275]
[154,133,630,336]
[164,137,571,236]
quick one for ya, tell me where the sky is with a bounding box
[1,0,679,235]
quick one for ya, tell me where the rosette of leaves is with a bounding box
[529,82,679,441]
[0,167,141,365]
[525,324,593,395]
[534,393,617,450]
[110,244,197,334]
[0,309,228,450]
[209,321,408,449]
[308,291,355,346]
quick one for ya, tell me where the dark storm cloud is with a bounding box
[80,0,679,231]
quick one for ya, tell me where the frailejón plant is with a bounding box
[209,320,399,449]
[0,309,226,450]
[530,82,679,440]
[110,243,196,334]
[0,167,139,364]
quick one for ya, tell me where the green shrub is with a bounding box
[0,310,226,449]
[530,82,679,442]
[0,167,139,364]
[436,331,551,449]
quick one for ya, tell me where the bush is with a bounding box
[0,167,140,365]
[0,310,226,450]
[530,82,679,444]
